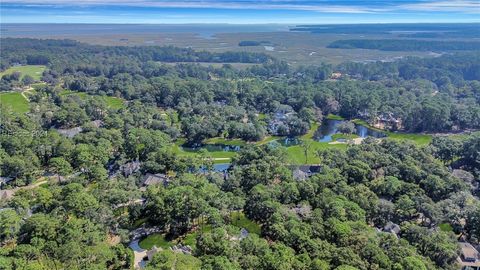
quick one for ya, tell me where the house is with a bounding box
[292,165,322,181]
[230,228,249,241]
[239,228,249,240]
[330,72,342,80]
[56,120,104,138]
[458,242,480,270]
[293,169,309,181]
[268,107,296,135]
[120,161,141,177]
[170,244,193,255]
[0,177,13,188]
[0,190,14,201]
[90,120,103,128]
[142,173,169,187]
[373,113,402,130]
[382,222,401,238]
[56,126,83,138]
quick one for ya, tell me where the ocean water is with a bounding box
[1,23,290,39]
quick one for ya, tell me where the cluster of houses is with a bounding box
[375,221,480,270]
[268,108,296,135]
[358,110,402,131]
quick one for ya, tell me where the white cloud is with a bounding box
[400,0,480,13]
[3,0,479,14]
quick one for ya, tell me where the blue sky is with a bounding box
[1,0,479,24]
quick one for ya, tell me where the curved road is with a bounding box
[129,239,147,269]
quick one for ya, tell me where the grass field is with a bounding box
[231,212,261,235]
[181,225,213,247]
[0,65,46,81]
[439,223,453,232]
[326,114,345,120]
[204,137,247,146]
[300,122,320,140]
[386,132,432,145]
[331,133,359,141]
[172,139,237,162]
[285,141,348,164]
[351,118,432,145]
[139,233,174,249]
[0,92,29,113]
[61,90,125,109]
[103,96,125,110]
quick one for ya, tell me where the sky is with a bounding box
[1,0,479,24]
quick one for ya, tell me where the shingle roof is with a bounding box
[142,173,169,186]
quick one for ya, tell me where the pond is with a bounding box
[314,119,386,142]
[199,163,231,172]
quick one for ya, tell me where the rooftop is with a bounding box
[142,173,169,187]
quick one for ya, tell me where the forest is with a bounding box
[327,39,480,52]
[0,38,479,270]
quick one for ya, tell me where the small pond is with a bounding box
[314,119,386,142]
[199,163,231,172]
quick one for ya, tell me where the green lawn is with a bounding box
[331,133,359,141]
[300,122,320,140]
[61,90,125,109]
[31,82,47,89]
[285,140,347,165]
[0,65,46,81]
[173,139,236,162]
[350,118,432,145]
[181,225,213,247]
[257,113,267,120]
[326,114,345,120]
[103,96,125,110]
[0,92,29,113]
[139,233,174,249]
[231,212,261,235]
[386,132,432,145]
[439,223,453,232]
[257,135,281,145]
[204,137,247,146]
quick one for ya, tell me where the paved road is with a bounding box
[129,239,147,269]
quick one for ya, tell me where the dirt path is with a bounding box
[1,180,48,201]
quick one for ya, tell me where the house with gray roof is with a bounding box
[142,173,169,187]
[120,160,141,177]
[382,222,401,238]
[458,242,480,270]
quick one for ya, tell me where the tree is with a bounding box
[21,75,35,86]
[430,136,461,164]
[48,157,73,176]
[0,209,21,242]
[301,140,313,164]
[146,250,201,270]
[336,121,356,134]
